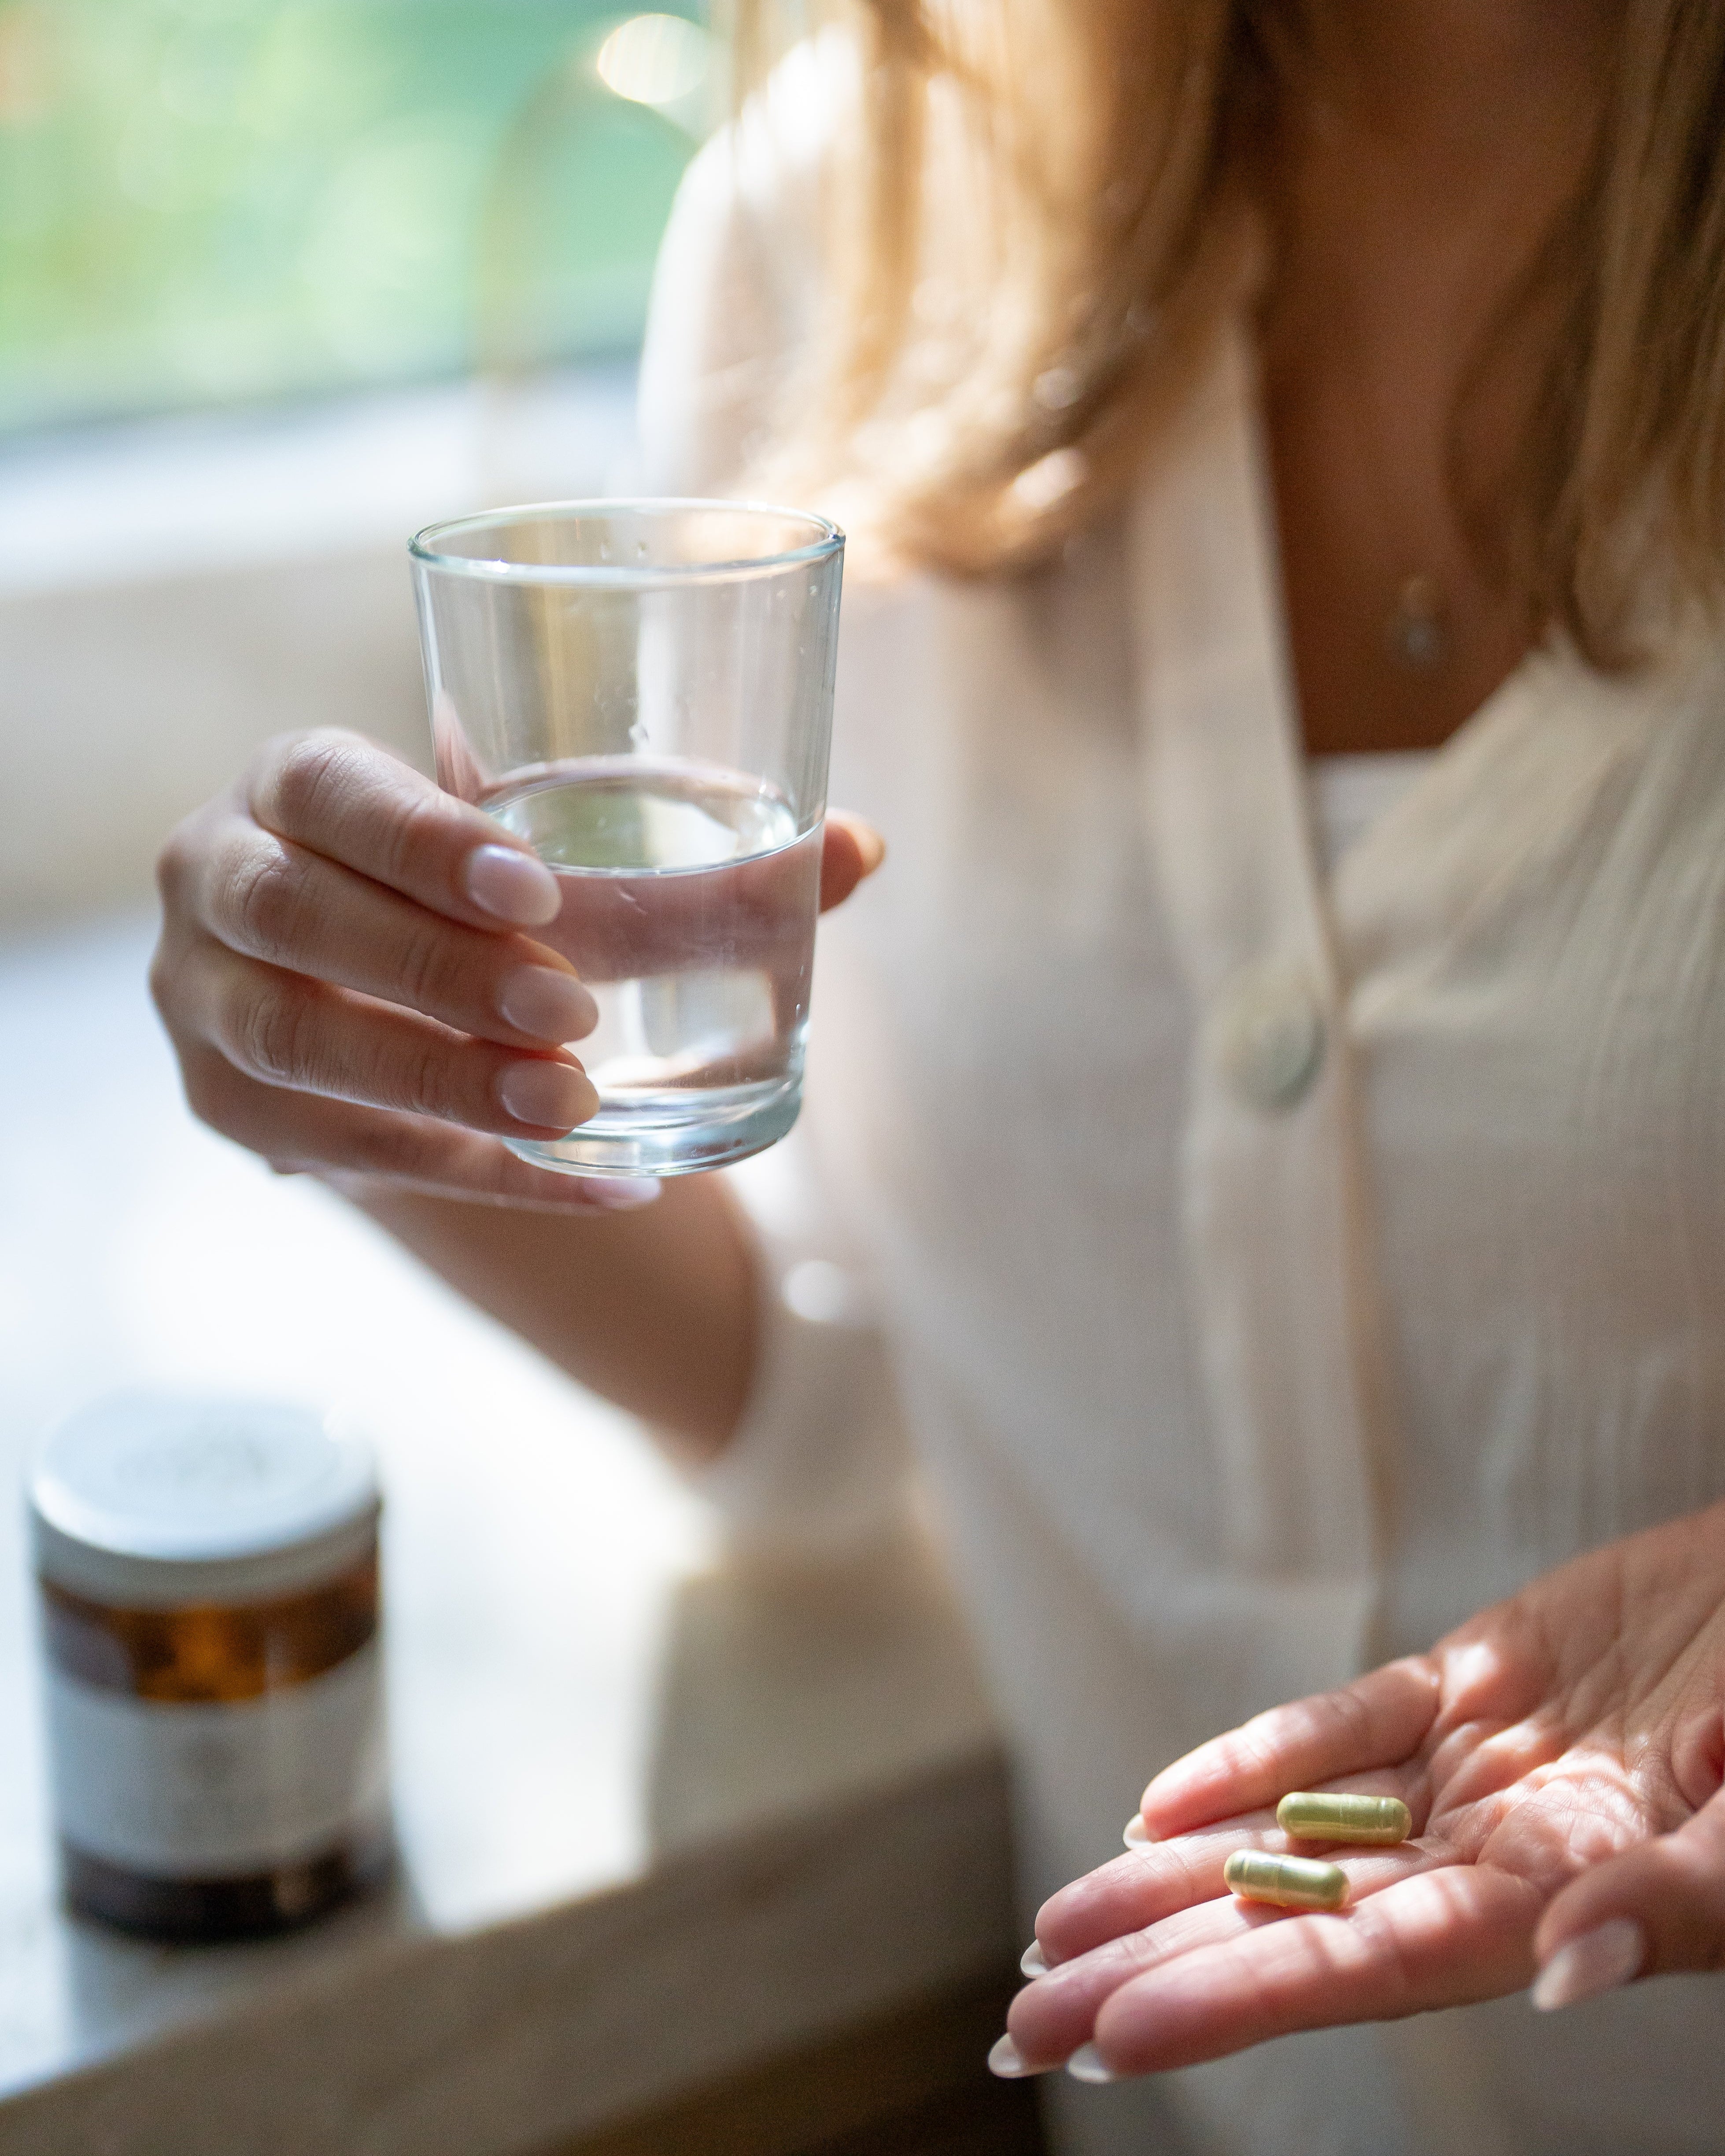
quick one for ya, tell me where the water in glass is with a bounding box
[487,756,820,1175]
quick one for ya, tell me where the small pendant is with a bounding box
[1386,574,1448,672]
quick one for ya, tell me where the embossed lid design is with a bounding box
[28,1393,379,1607]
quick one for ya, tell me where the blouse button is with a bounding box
[1210,960,1326,1113]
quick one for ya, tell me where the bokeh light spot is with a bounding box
[594,15,709,110]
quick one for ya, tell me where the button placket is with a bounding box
[1128,312,1396,1655]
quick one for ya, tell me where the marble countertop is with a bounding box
[0,914,1010,2155]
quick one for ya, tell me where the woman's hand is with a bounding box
[151,729,883,1210]
[1001,1503,1725,2082]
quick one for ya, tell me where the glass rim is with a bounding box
[408,496,845,587]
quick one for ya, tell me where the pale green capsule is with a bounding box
[1276,1791,1412,1846]
[1224,1849,1349,1910]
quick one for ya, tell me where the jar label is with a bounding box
[46,1643,387,1877]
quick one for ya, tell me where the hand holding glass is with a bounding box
[411,502,843,1178]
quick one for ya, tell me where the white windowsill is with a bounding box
[0,362,642,597]
[0,363,646,931]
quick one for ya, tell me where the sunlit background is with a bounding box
[0,0,718,433]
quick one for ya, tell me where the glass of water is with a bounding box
[410,500,844,1178]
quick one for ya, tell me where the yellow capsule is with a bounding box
[1224,1849,1349,1910]
[1275,1791,1412,1846]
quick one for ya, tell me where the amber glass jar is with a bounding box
[29,1393,390,1942]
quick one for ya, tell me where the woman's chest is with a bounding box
[1332,673,1725,1573]
[829,572,1725,1296]
[1339,672,1725,1258]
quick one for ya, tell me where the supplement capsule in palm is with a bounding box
[1276,1791,1411,1846]
[1224,1849,1349,1910]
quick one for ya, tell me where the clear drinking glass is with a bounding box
[410,500,844,1178]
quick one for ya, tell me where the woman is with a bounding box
[151,3,1725,2151]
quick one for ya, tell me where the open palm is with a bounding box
[1005,1503,1725,2079]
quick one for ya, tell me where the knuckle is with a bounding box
[180,1039,337,1176]
[155,822,196,909]
[1112,1927,1165,1979]
[146,939,177,1025]
[151,929,222,1044]
[179,1045,239,1134]
[231,977,318,1086]
[261,730,363,837]
[393,920,462,1014]
[229,843,310,962]
[396,1033,462,1120]
[382,782,457,891]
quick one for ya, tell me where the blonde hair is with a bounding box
[728,0,1725,666]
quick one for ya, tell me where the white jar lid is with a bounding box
[28,1392,380,1609]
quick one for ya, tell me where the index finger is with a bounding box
[1036,1819,1276,1966]
[247,730,560,932]
[1014,1841,1439,2067]
[1040,1761,1431,1968]
[819,812,886,911]
[1141,1656,1440,1839]
[1089,1861,1540,2076]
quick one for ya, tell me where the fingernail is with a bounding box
[988,2034,1052,2079]
[465,843,560,927]
[1067,2042,1117,2085]
[1531,1918,1645,2012]
[499,964,598,1043]
[1020,1940,1050,1978]
[1123,1814,1150,1848]
[853,824,887,873]
[498,1059,598,1131]
[584,1176,661,1210]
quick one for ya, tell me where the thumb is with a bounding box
[1531,1780,1725,2010]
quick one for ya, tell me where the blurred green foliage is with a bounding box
[0,0,709,432]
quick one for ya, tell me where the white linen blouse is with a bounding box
[638,99,1725,2156]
